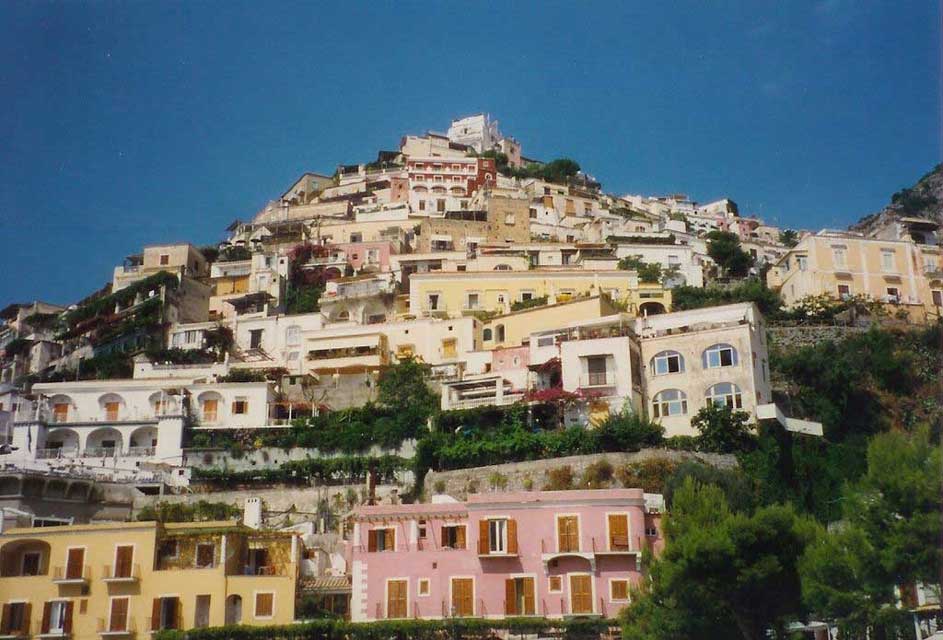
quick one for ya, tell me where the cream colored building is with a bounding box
[767,230,943,320]
[113,244,209,292]
[0,520,299,639]
[480,294,620,351]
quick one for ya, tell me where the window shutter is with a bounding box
[557,517,567,551]
[1,603,9,634]
[63,602,74,634]
[231,401,238,414]
[504,579,517,615]
[478,520,489,555]
[456,526,466,549]
[110,598,128,632]
[389,528,396,551]
[40,603,51,634]
[367,530,377,552]
[20,603,31,635]
[523,578,536,615]
[507,519,518,554]
[440,527,448,549]
[151,599,161,631]
[169,598,179,630]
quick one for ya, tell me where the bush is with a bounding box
[136,500,241,523]
[670,279,782,316]
[544,465,574,490]
[488,471,508,491]
[581,459,614,488]
[616,458,680,493]
[432,480,446,494]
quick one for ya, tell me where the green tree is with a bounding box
[705,230,754,278]
[691,404,755,453]
[669,279,782,316]
[778,229,799,247]
[617,256,663,284]
[377,358,438,416]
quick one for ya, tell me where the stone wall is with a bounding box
[422,448,736,500]
[767,325,867,351]
[184,440,417,473]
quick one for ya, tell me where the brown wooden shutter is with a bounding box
[20,603,31,635]
[170,598,180,629]
[523,578,536,615]
[367,529,377,552]
[66,548,84,579]
[456,525,466,550]
[478,520,489,555]
[389,528,396,551]
[608,514,628,551]
[1,603,9,634]
[570,576,592,614]
[63,602,74,634]
[40,603,51,634]
[151,599,161,631]
[557,517,568,551]
[115,545,133,577]
[505,579,517,615]
[110,598,128,632]
[507,519,518,554]
[440,527,448,549]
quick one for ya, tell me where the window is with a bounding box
[108,597,129,632]
[437,200,446,213]
[22,551,41,576]
[442,338,457,359]
[44,601,72,634]
[1,602,29,636]
[702,344,738,368]
[645,525,658,537]
[194,595,211,628]
[607,514,630,551]
[505,577,536,615]
[195,543,215,568]
[610,579,630,602]
[350,233,362,243]
[105,401,120,421]
[494,264,512,271]
[837,284,851,299]
[652,389,687,418]
[478,518,518,555]
[569,575,594,614]
[441,525,466,549]
[832,246,847,267]
[489,520,506,553]
[159,254,170,266]
[249,329,263,349]
[886,287,900,302]
[386,580,408,619]
[504,213,516,225]
[881,249,896,272]
[53,403,69,423]
[202,399,218,422]
[933,290,943,307]
[451,578,474,616]
[466,293,479,309]
[585,355,608,386]
[368,528,396,552]
[285,325,301,346]
[418,200,426,211]
[254,593,274,618]
[495,324,506,343]
[427,294,440,311]
[65,547,85,580]
[160,539,179,559]
[417,579,430,597]
[537,335,555,347]
[529,208,537,219]
[650,351,684,375]
[796,255,808,271]
[231,398,248,415]
[557,516,579,552]
[113,545,134,578]
[548,576,563,593]
[482,328,493,341]
[705,382,743,409]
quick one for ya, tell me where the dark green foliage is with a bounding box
[191,455,410,486]
[778,229,799,247]
[154,616,617,640]
[145,348,218,365]
[617,256,663,283]
[62,270,178,329]
[45,351,135,382]
[376,358,437,415]
[663,461,755,514]
[507,158,582,184]
[285,284,323,315]
[705,230,754,278]
[198,245,220,263]
[669,279,782,315]
[2,338,31,358]
[217,369,268,383]
[218,245,252,262]
[510,295,549,311]
[690,405,755,454]
[136,500,241,522]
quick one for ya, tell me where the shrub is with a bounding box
[581,459,614,488]
[616,458,680,493]
[488,471,508,491]
[544,465,574,490]
[522,476,534,491]
[433,479,446,494]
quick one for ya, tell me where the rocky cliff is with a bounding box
[851,163,942,233]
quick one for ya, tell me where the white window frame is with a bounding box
[705,382,743,409]
[652,389,687,418]
[608,578,631,603]
[252,590,275,620]
[554,513,582,553]
[650,351,684,376]
[702,344,738,369]
[448,575,476,617]
[567,572,597,615]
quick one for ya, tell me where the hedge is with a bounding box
[191,455,411,486]
[154,616,618,640]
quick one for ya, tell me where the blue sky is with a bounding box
[0,1,939,305]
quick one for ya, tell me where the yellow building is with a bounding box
[480,294,621,349]
[0,520,299,639]
[767,230,943,321]
[407,269,670,319]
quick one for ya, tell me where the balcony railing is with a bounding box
[36,447,79,459]
[53,564,90,583]
[126,446,155,457]
[83,447,118,458]
[579,372,613,388]
[102,563,140,582]
[97,617,136,636]
[239,564,287,577]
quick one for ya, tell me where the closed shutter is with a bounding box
[40,603,51,634]
[608,514,629,551]
[504,579,517,615]
[478,521,489,555]
[452,579,473,617]
[455,526,466,549]
[522,578,536,615]
[1,603,9,634]
[570,575,592,614]
[387,580,407,619]
[62,602,74,634]
[254,593,273,617]
[66,548,84,579]
[558,516,578,552]
[151,599,161,631]
[115,546,133,577]
[110,598,128,632]
[19,603,32,635]
[507,519,518,555]
[367,530,377,552]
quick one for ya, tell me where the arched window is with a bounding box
[702,343,738,369]
[650,351,684,375]
[285,325,301,346]
[652,389,687,418]
[483,328,493,341]
[494,264,512,271]
[495,325,506,343]
[705,383,743,409]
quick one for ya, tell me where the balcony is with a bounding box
[238,563,289,577]
[97,618,136,638]
[36,447,79,460]
[52,564,89,584]
[578,372,614,389]
[126,446,155,457]
[102,563,140,583]
[83,447,119,458]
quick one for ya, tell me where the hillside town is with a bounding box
[0,115,939,640]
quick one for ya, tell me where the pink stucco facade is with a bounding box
[333,241,395,272]
[348,489,663,622]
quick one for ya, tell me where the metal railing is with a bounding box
[579,372,613,388]
[97,617,136,634]
[83,447,118,458]
[126,446,155,457]
[102,563,140,580]
[36,447,79,459]
[53,564,90,581]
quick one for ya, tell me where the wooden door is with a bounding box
[109,598,128,632]
[558,516,579,552]
[387,580,407,619]
[66,548,84,579]
[105,402,120,421]
[114,545,133,577]
[53,403,68,423]
[202,399,218,422]
[569,575,593,614]
[608,514,629,551]
[451,578,473,617]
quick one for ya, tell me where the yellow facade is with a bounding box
[481,294,621,349]
[767,232,943,322]
[0,521,299,640]
[407,270,670,319]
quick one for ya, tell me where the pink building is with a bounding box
[348,489,663,622]
[332,241,397,272]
